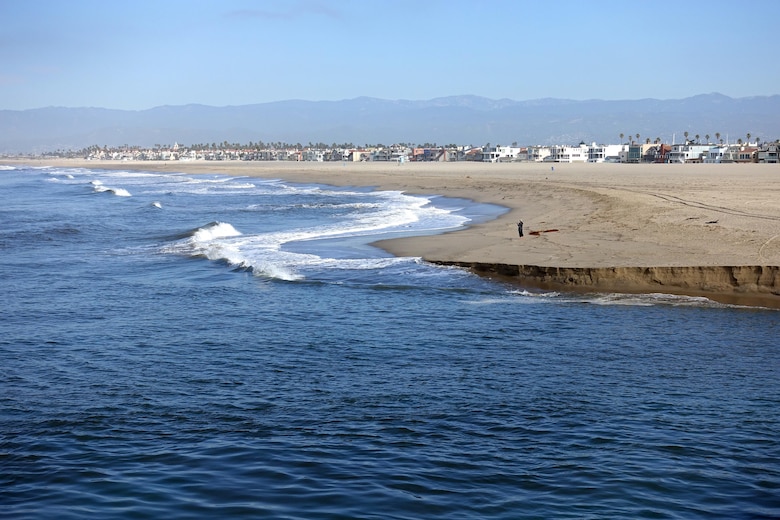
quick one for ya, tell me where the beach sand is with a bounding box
[7,158,780,307]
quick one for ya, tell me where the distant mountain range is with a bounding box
[2,93,779,154]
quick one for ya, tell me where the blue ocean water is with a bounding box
[1,164,779,519]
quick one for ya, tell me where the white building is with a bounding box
[547,144,589,163]
[302,149,325,162]
[481,145,522,162]
[587,143,625,163]
[526,146,551,162]
[704,145,728,164]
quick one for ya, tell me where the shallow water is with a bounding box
[1,165,779,519]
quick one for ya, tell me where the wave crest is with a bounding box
[192,222,242,241]
[92,182,132,197]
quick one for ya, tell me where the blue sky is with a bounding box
[1,0,777,110]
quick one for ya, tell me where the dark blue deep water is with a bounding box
[2,165,779,519]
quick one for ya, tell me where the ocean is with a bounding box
[1,164,778,519]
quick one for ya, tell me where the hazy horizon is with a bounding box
[2,0,778,111]
[6,91,779,113]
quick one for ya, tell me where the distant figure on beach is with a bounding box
[551,166,554,172]
[517,220,524,237]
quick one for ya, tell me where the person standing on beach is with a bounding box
[517,220,524,237]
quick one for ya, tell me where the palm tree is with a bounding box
[715,132,721,143]
[695,134,700,143]
[746,133,752,144]
[619,133,624,143]
[635,133,640,144]
[684,131,689,142]
[705,134,710,143]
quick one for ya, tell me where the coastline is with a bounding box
[5,158,780,308]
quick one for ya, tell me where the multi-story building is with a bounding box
[704,145,729,164]
[626,143,657,163]
[302,149,325,162]
[411,147,447,162]
[526,146,551,162]
[666,143,711,163]
[480,145,522,162]
[721,145,757,163]
[644,144,671,163]
[757,143,779,163]
[547,143,588,163]
[587,143,625,163]
[370,146,410,162]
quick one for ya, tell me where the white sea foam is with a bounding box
[510,289,562,298]
[192,222,242,242]
[289,190,466,242]
[473,289,732,308]
[93,184,132,197]
[468,290,561,305]
[154,176,472,282]
[161,215,432,282]
[583,292,722,307]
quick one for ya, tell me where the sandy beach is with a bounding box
[6,158,780,307]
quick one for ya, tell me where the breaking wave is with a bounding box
[91,180,131,197]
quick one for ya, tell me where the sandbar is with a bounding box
[6,158,780,307]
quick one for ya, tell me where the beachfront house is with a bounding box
[720,145,757,163]
[757,143,780,163]
[644,144,671,163]
[331,148,369,162]
[587,143,624,163]
[369,148,392,161]
[411,147,448,162]
[302,149,325,162]
[704,145,729,164]
[352,149,371,162]
[546,143,589,163]
[626,144,642,163]
[445,147,468,161]
[370,146,410,162]
[514,148,529,162]
[480,145,522,162]
[526,146,552,162]
[626,143,657,163]
[666,143,711,163]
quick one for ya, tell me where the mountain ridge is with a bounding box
[2,93,778,153]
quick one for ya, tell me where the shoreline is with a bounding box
[5,158,780,308]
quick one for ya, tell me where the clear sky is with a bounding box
[1,0,777,110]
